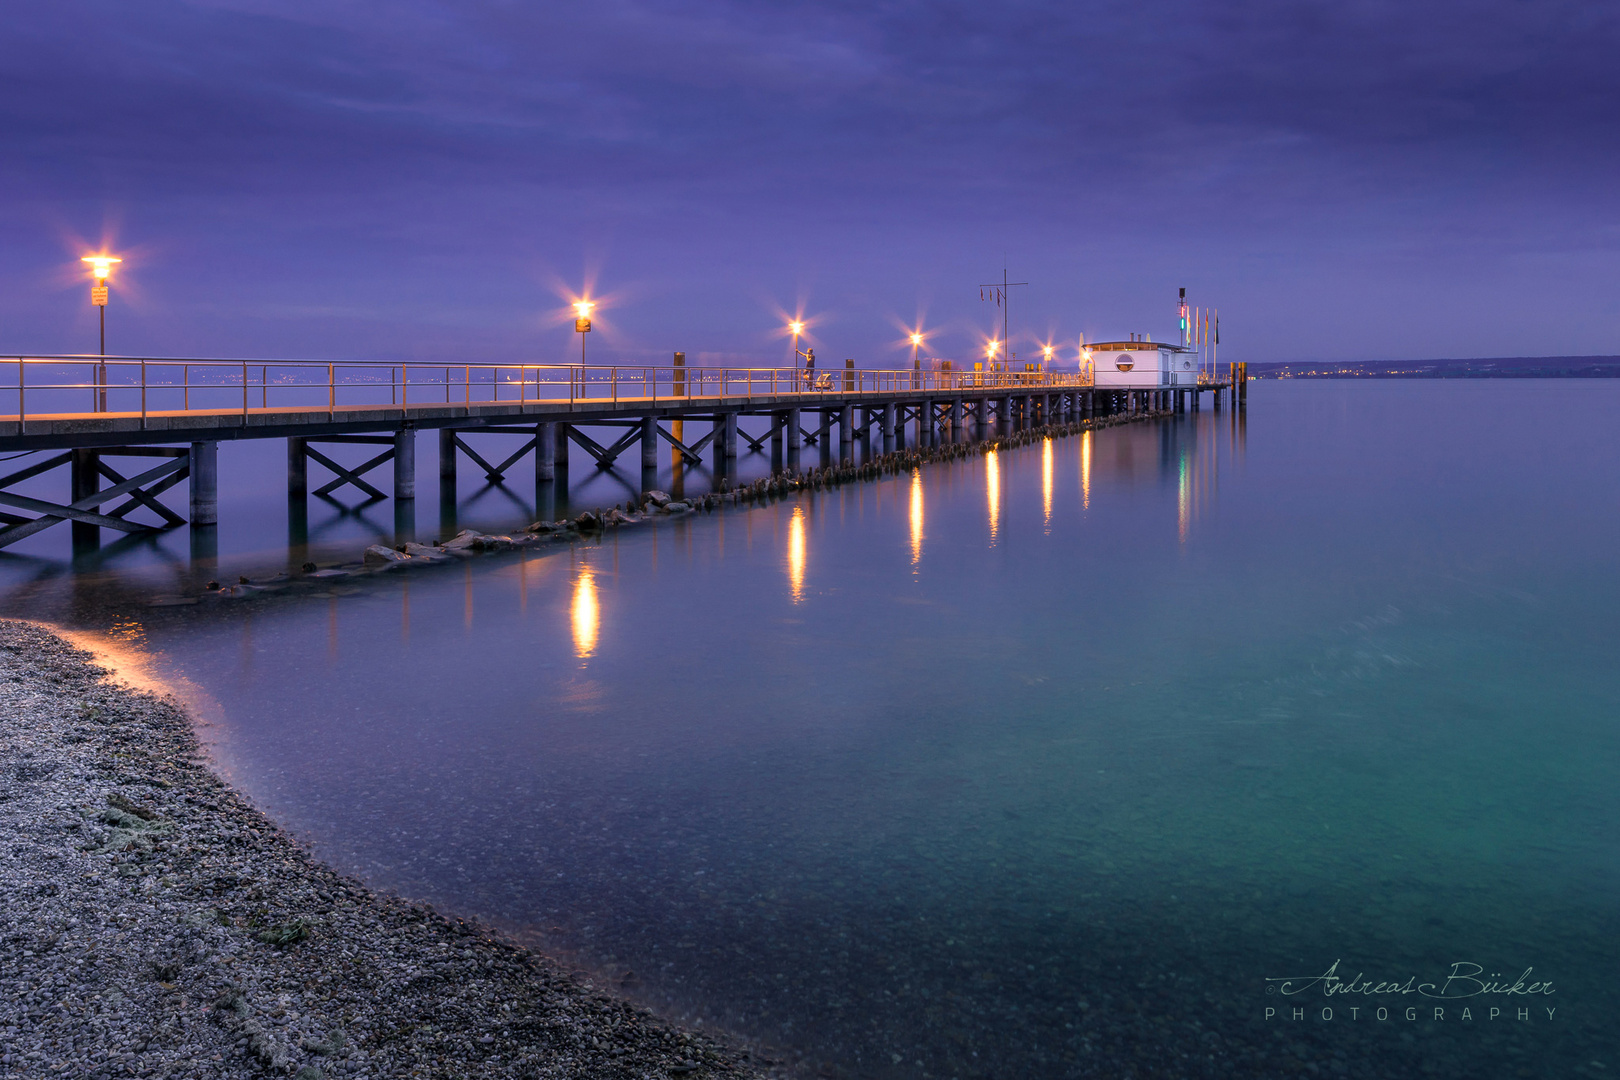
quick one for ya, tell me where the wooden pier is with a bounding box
[0,354,1243,551]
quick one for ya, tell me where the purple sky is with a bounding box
[3,0,1617,366]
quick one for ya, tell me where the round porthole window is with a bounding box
[1116,352,1135,372]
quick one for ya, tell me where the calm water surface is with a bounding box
[13,381,1618,1078]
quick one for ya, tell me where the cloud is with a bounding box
[2,0,1618,362]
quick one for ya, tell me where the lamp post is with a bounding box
[986,340,1001,381]
[1042,344,1054,379]
[81,254,120,412]
[910,333,922,389]
[574,301,594,366]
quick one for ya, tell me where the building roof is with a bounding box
[1086,340,1193,353]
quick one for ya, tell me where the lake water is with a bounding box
[12,381,1617,1078]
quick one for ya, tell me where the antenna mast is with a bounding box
[978,267,1028,370]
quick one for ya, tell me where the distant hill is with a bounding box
[1249,356,1620,379]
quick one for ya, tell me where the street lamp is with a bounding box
[789,320,805,368]
[1042,344,1054,379]
[574,300,594,365]
[82,254,121,412]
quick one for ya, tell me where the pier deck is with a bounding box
[0,354,1241,550]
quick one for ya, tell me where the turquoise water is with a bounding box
[29,381,1619,1077]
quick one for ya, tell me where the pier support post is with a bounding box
[288,438,308,497]
[894,406,907,451]
[1192,389,1200,411]
[950,398,963,444]
[918,402,932,448]
[287,493,308,552]
[535,422,556,481]
[785,408,801,472]
[437,429,456,486]
[818,410,833,468]
[188,441,218,527]
[394,495,415,545]
[881,403,895,455]
[640,416,659,470]
[839,405,853,464]
[68,450,98,553]
[723,413,738,463]
[393,429,416,499]
[770,412,785,471]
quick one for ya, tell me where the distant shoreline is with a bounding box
[1248,356,1620,380]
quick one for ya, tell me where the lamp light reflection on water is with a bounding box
[1178,454,1191,543]
[787,506,807,601]
[908,469,923,566]
[985,450,1000,545]
[1081,430,1092,510]
[1041,438,1053,530]
[572,569,599,658]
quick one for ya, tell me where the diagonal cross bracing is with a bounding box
[305,444,392,499]
[566,426,643,469]
[0,455,190,549]
[654,425,704,464]
[96,460,187,527]
[452,434,537,482]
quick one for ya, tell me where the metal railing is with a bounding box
[0,355,1096,429]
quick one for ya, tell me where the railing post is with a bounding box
[328,363,335,415]
[140,359,147,429]
[242,361,249,423]
[402,365,409,409]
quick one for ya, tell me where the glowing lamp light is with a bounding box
[910,333,923,346]
[790,320,805,335]
[82,255,121,280]
[574,300,595,318]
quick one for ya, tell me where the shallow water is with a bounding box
[17,381,1619,1077]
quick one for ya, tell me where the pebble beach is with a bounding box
[0,620,769,1079]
